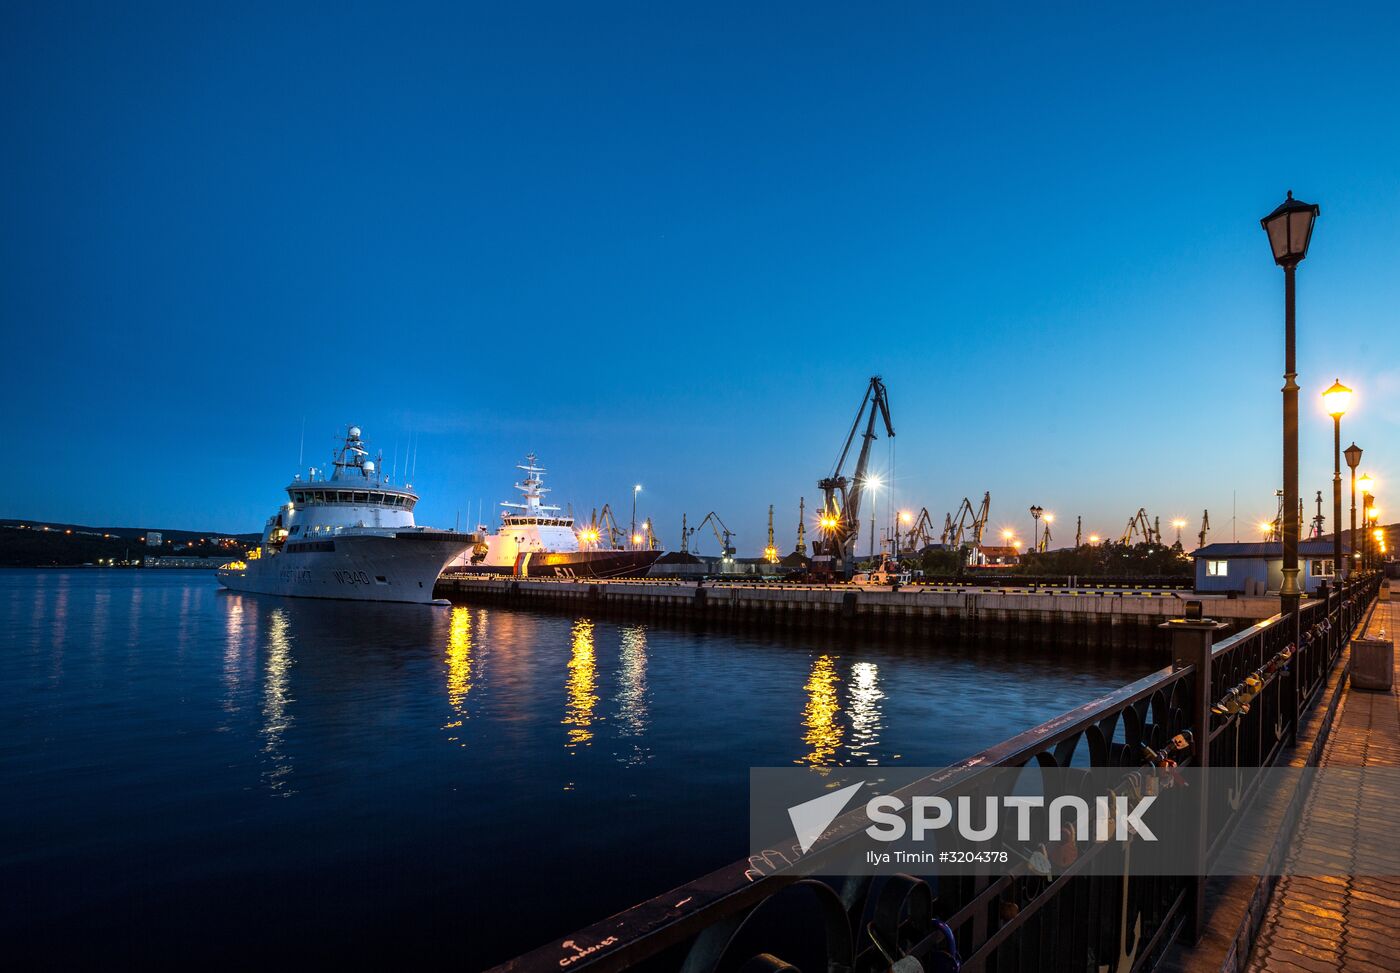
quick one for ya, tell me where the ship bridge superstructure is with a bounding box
[267,426,420,546]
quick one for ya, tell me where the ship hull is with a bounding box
[216,532,471,604]
[447,549,663,580]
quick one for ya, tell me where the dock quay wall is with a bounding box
[434,576,1284,652]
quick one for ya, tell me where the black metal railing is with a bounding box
[495,575,1380,973]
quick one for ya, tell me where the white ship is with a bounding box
[448,454,661,579]
[217,426,471,604]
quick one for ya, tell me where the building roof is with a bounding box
[1191,541,1338,559]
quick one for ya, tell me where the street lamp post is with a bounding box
[1344,442,1362,579]
[1358,477,1375,571]
[1322,380,1352,584]
[1029,505,1043,550]
[1261,191,1321,615]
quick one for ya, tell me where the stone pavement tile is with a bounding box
[1337,957,1400,973]
[1258,941,1345,972]
[1280,900,1346,922]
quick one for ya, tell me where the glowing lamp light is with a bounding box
[1043,513,1054,524]
[1172,519,1187,529]
[631,533,643,545]
[1357,473,1376,493]
[1321,379,1353,418]
[1001,529,1014,541]
[900,511,912,524]
[865,474,882,490]
[1089,534,1100,544]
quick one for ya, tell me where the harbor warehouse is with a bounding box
[1191,540,1340,595]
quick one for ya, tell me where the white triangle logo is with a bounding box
[787,781,865,855]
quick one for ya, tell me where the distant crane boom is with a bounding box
[814,376,894,573]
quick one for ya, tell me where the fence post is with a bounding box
[1165,605,1228,945]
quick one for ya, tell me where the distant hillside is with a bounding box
[0,519,259,567]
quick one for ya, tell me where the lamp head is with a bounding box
[1321,379,1353,418]
[1344,442,1363,471]
[1260,191,1320,267]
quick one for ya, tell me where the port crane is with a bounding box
[1198,510,1210,549]
[764,505,779,563]
[900,507,939,554]
[693,511,736,560]
[1120,508,1155,546]
[794,497,807,556]
[585,505,626,549]
[813,376,894,574]
[1037,519,1053,553]
[941,492,991,561]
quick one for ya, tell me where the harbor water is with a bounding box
[1,569,1154,965]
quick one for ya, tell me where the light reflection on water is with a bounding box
[260,607,295,795]
[798,653,843,766]
[1,569,1152,966]
[613,624,650,766]
[443,606,474,744]
[563,618,599,748]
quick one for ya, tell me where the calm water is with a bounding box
[1,569,1153,966]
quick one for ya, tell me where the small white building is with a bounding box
[145,531,162,548]
[1192,540,1339,595]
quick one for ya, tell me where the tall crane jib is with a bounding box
[694,511,736,561]
[813,376,894,575]
[941,492,991,564]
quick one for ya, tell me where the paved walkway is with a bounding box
[1246,596,1400,973]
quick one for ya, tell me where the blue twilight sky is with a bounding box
[3,2,1400,553]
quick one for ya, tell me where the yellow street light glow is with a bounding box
[1088,534,1100,544]
[899,510,912,524]
[1357,473,1376,493]
[1369,508,1381,522]
[1321,378,1353,418]
[1259,521,1274,533]
[865,474,882,490]
[1001,529,1014,541]
[1043,513,1054,523]
[1012,541,1023,551]
[1172,519,1187,529]
[631,533,643,545]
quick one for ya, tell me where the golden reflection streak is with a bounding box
[846,662,885,764]
[261,608,295,795]
[614,625,651,765]
[443,606,474,745]
[797,653,843,766]
[223,597,245,716]
[563,619,599,748]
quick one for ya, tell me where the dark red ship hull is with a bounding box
[445,548,663,580]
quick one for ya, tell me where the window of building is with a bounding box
[354,492,369,503]
[370,492,384,504]
[292,492,305,504]
[1310,559,1335,578]
[1206,560,1229,577]
[338,491,352,502]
